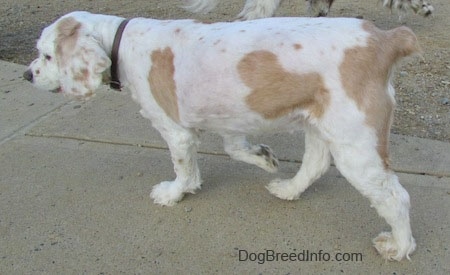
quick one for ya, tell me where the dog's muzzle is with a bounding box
[23,69,61,93]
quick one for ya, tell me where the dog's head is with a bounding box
[24,13,111,100]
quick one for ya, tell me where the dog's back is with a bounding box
[126,17,419,133]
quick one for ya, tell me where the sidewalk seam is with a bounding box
[22,133,450,178]
[0,101,71,145]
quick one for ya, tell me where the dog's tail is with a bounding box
[387,25,422,62]
[183,0,220,13]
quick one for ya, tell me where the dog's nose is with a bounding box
[23,69,33,82]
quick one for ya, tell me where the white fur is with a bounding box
[25,11,419,261]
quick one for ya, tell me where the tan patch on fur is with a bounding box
[73,68,89,85]
[56,17,82,67]
[293,43,302,50]
[148,47,180,122]
[238,50,329,119]
[340,21,420,168]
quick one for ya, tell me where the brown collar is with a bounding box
[110,19,130,91]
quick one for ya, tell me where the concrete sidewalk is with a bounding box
[1,60,449,273]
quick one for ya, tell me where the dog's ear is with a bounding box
[55,16,111,99]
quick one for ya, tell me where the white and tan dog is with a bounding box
[24,11,420,261]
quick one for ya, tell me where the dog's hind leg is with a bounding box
[329,136,415,261]
[266,127,331,200]
[223,134,279,173]
[149,121,202,206]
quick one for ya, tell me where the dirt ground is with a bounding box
[1,0,449,142]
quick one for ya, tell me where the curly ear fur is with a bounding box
[56,16,111,99]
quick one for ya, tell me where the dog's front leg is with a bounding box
[149,121,202,206]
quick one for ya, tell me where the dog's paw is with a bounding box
[150,181,185,206]
[254,144,279,173]
[266,179,300,200]
[373,231,416,261]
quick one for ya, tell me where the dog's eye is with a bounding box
[44,54,52,61]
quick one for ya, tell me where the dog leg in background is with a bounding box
[329,137,415,261]
[236,0,282,20]
[383,0,434,17]
[266,127,331,200]
[223,135,279,173]
[307,0,335,17]
[183,0,282,20]
[149,120,202,206]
